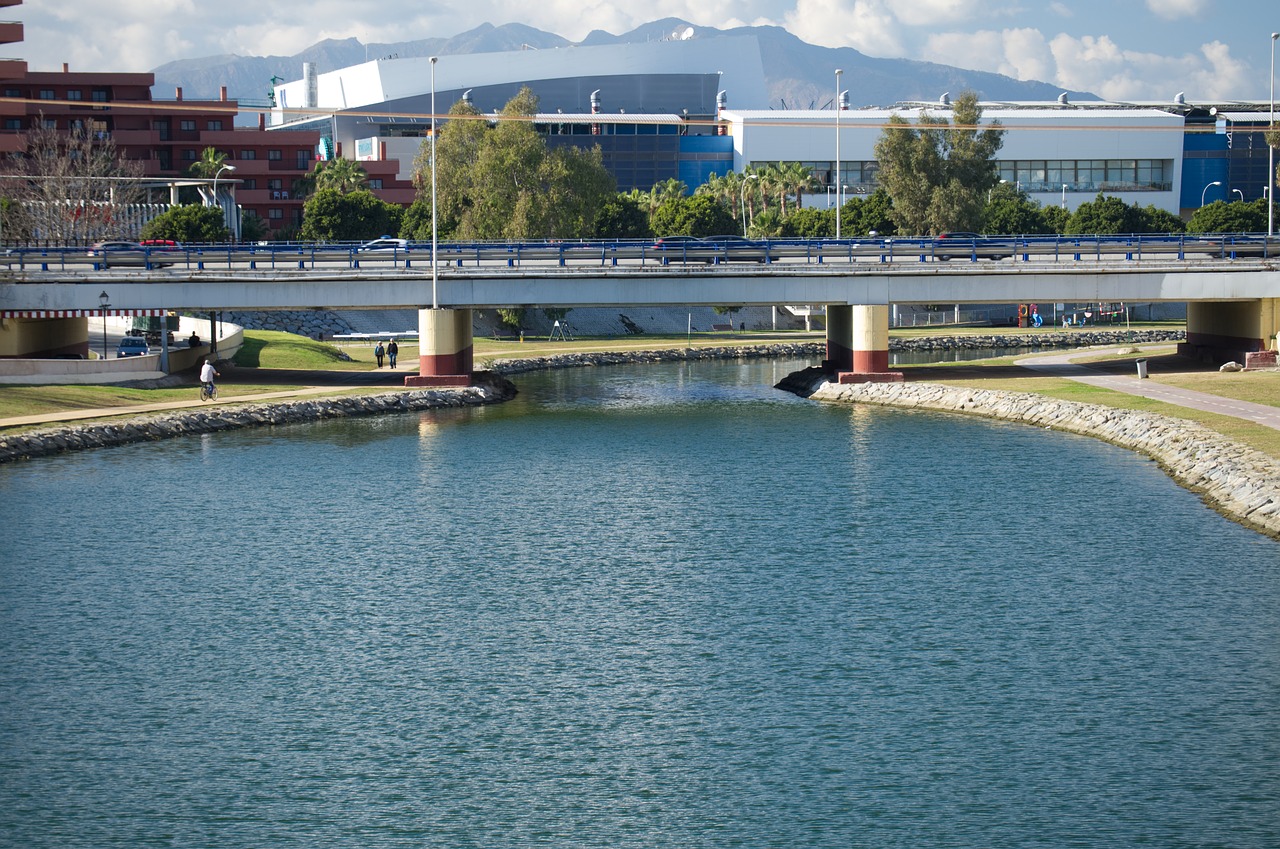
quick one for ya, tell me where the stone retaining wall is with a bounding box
[0,376,516,464]
[782,370,1280,540]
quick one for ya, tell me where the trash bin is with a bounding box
[1136,359,1148,379]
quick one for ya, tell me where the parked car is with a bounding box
[934,232,1010,261]
[116,337,151,358]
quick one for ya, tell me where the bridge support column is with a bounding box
[405,308,473,388]
[838,304,903,384]
[824,304,853,372]
[1179,299,1279,364]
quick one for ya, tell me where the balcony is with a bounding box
[0,21,23,43]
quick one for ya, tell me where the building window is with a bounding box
[296,150,312,168]
[207,120,223,131]
[268,149,282,160]
[38,89,54,100]
[180,119,196,131]
[182,149,197,161]
[91,89,108,102]
[67,89,82,101]
[43,118,56,129]
[154,119,170,141]
[241,178,257,190]
[267,178,282,190]
[3,88,19,97]
[239,149,257,160]
[368,178,383,189]
[3,118,21,130]
[268,208,283,220]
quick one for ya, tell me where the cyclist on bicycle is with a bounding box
[199,357,219,400]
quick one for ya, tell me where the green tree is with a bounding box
[873,90,1004,235]
[839,189,898,237]
[1065,193,1184,234]
[594,193,652,238]
[417,87,615,240]
[139,204,230,243]
[239,210,270,242]
[399,196,435,241]
[778,206,834,238]
[299,188,403,241]
[982,183,1055,234]
[1187,198,1269,233]
[650,194,738,237]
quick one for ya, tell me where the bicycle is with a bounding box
[200,382,218,402]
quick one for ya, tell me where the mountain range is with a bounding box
[152,18,1094,114]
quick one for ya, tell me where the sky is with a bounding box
[17,0,1280,102]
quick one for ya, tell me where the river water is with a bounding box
[2,358,1277,848]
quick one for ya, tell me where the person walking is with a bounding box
[375,341,385,368]
[387,339,399,369]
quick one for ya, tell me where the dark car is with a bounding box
[651,235,714,263]
[702,235,770,263]
[934,232,1010,261]
[116,337,150,358]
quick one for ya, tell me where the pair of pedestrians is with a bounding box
[374,340,399,368]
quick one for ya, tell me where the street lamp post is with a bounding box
[1233,188,1245,202]
[1270,32,1278,237]
[213,164,236,231]
[740,173,758,235]
[98,291,109,360]
[835,69,842,239]
[430,56,438,309]
[1202,180,1222,207]
[1062,184,1067,209]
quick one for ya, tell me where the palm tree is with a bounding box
[188,147,229,179]
[778,161,818,214]
[313,158,368,194]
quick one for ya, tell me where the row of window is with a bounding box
[5,87,111,102]
[745,159,1174,193]
[998,159,1170,191]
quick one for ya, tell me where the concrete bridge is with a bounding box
[2,246,1278,383]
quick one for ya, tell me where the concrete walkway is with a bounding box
[0,385,346,428]
[1015,346,1280,431]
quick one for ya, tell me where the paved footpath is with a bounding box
[0,385,343,429]
[1015,346,1280,431]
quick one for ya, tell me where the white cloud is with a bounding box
[784,0,907,56]
[1048,2,1073,17]
[1048,33,1247,100]
[924,28,1055,84]
[1144,0,1208,20]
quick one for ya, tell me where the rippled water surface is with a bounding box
[2,358,1278,848]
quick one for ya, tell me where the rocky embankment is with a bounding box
[0,375,516,464]
[777,368,1280,540]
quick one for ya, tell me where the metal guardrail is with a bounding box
[1,233,1276,274]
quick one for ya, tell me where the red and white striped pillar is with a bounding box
[404,307,473,387]
[839,304,903,384]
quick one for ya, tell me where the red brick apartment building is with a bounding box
[0,0,414,238]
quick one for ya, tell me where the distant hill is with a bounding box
[152,18,1092,112]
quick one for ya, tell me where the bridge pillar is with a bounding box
[1179,299,1279,364]
[839,304,903,384]
[824,304,853,372]
[404,308,473,388]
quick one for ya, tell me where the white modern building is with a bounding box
[719,100,1188,214]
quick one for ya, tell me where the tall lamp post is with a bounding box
[835,68,843,239]
[740,173,758,235]
[430,56,438,309]
[1270,32,1278,237]
[1201,180,1222,207]
[98,291,109,360]
[1233,188,1245,202]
